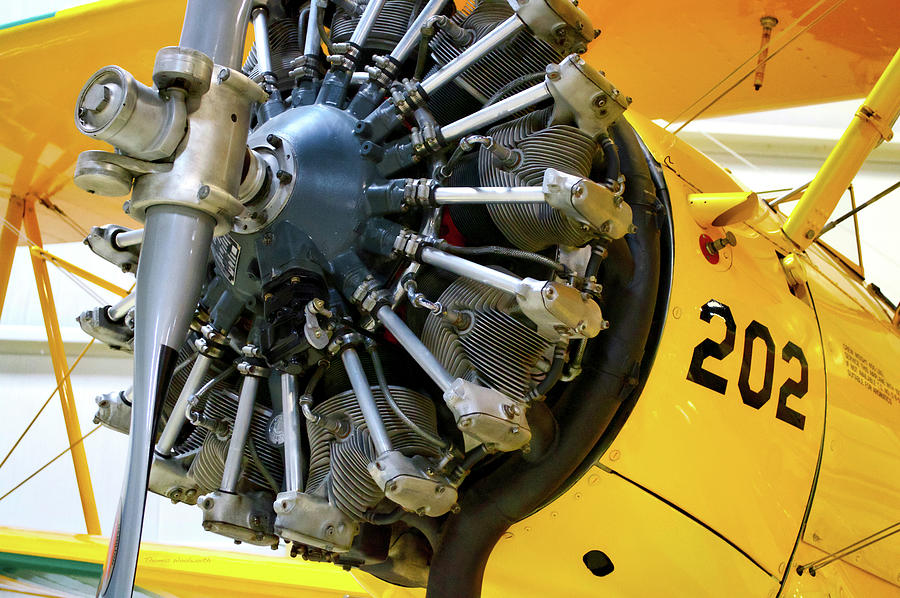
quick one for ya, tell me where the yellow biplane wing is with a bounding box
[0,527,370,597]
[0,0,897,244]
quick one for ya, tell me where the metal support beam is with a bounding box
[0,196,25,320]
[29,245,129,298]
[783,48,900,249]
[21,199,101,535]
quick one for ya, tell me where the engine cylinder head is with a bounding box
[480,107,598,250]
[422,276,553,400]
[306,385,441,520]
[427,0,560,123]
[331,0,418,52]
[159,347,284,494]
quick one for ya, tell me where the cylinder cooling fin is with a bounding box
[80,0,669,596]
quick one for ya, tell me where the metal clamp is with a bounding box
[391,79,427,117]
[856,104,895,142]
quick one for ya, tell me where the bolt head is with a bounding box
[197,185,210,199]
[82,83,111,112]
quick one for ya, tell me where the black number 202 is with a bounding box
[686,299,807,430]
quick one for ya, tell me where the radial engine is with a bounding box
[75,0,666,592]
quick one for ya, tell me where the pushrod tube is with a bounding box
[433,186,544,204]
[390,0,451,63]
[350,0,389,47]
[108,291,135,321]
[114,228,143,248]
[155,354,213,454]
[376,306,454,392]
[440,82,550,141]
[419,246,521,295]
[221,375,260,493]
[420,16,522,96]
[342,347,393,455]
[280,373,304,492]
[251,8,273,74]
[303,0,322,56]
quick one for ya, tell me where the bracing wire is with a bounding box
[0,425,102,503]
[669,0,847,135]
[664,0,831,129]
[0,338,96,472]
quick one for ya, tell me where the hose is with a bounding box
[483,71,545,107]
[599,134,621,190]
[529,343,567,400]
[367,343,448,449]
[246,436,280,494]
[435,240,568,275]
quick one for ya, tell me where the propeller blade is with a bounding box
[97,206,214,597]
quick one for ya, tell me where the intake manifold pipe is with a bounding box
[93,1,265,596]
